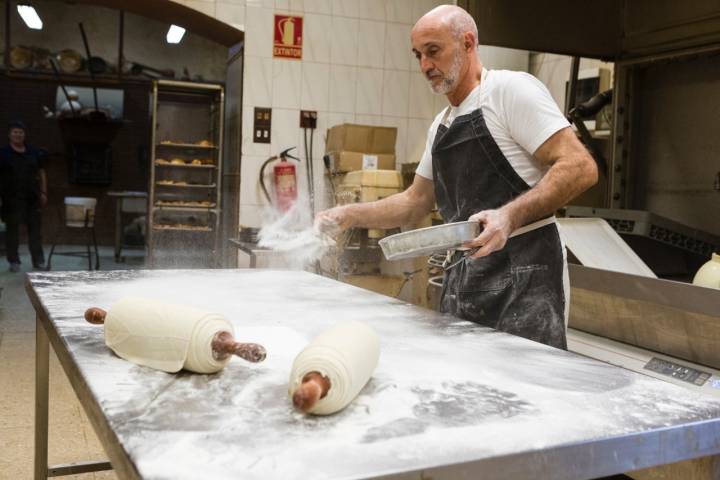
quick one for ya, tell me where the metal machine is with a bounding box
[568,329,720,398]
[565,206,720,281]
[459,0,720,244]
[567,263,720,398]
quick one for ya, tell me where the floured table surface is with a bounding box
[26,270,720,480]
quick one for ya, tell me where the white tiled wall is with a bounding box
[171,0,530,227]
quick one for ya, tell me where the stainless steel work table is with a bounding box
[26,269,720,480]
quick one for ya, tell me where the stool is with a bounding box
[107,191,147,262]
[47,197,100,270]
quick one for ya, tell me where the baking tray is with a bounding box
[379,221,480,260]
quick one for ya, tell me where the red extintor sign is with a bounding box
[273,15,303,59]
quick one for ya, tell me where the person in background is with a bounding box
[315,5,598,349]
[0,121,48,272]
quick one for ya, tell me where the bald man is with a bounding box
[316,5,597,349]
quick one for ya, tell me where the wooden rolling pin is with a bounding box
[85,300,266,373]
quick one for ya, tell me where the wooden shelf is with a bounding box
[153,225,213,232]
[155,182,217,188]
[155,162,216,169]
[154,203,217,211]
[156,143,218,149]
[1,67,151,86]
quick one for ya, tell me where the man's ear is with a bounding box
[464,33,473,51]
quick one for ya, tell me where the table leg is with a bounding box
[35,314,49,480]
[114,199,122,262]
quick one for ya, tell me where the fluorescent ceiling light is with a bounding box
[17,5,43,30]
[166,25,186,44]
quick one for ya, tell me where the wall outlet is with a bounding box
[300,110,317,128]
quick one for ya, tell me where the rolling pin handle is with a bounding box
[84,307,107,324]
[292,371,331,412]
[212,331,267,363]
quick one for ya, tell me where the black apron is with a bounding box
[431,105,567,350]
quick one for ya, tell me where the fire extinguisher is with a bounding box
[259,147,300,212]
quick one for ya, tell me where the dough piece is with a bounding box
[288,321,380,415]
[104,296,233,373]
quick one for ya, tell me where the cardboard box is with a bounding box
[336,169,403,204]
[328,151,396,173]
[326,124,397,154]
[343,169,403,188]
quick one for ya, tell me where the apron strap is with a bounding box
[439,105,452,126]
[509,216,556,239]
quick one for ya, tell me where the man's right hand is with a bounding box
[314,205,355,237]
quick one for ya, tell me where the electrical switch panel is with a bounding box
[254,107,271,143]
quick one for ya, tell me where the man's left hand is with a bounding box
[463,209,514,258]
[39,192,48,208]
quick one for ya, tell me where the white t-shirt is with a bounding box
[415,68,570,186]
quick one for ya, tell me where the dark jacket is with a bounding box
[0,144,46,216]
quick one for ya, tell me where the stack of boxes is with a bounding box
[324,123,404,237]
[322,124,434,308]
[325,123,398,173]
[324,123,419,302]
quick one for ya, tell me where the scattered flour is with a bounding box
[257,199,335,270]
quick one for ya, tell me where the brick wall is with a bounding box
[0,74,151,246]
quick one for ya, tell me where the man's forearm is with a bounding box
[501,152,597,231]
[344,190,429,230]
[463,128,598,258]
[318,174,435,233]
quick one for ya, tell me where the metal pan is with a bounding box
[379,221,480,261]
[10,46,33,69]
[57,49,83,73]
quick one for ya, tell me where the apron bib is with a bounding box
[431,100,567,350]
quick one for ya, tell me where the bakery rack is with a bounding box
[148,80,224,268]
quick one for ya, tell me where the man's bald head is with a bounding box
[411,5,481,102]
[413,5,478,48]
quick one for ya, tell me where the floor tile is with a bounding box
[0,246,140,479]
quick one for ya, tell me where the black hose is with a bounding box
[304,128,312,211]
[323,154,336,202]
[48,58,77,117]
[78,23,100,113]
[258,155,278,205]
[568,89,613,178]
[570,89,613,119]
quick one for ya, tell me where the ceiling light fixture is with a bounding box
[166,25,186,44]
[17,5,43,30]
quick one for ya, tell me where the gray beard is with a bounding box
[429,50,463,95]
